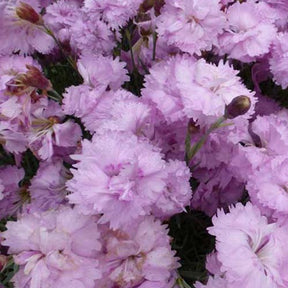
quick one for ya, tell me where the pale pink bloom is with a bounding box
[44,0,82,41]
[84,0,143,29]
[218,1,277,62]
[191,165,245,216]
[209,203,288,288]
[2,207,102,288]
[70,11,115,56]
[24,158,70,213]
[0,0,54,55]
[142,55,256,127]
[67,132,191,228]
[156,0,226,55]
[77,54,128,92]
[0,165,25,219]
[96,216,179,287]
[246,157,288,221]
[76,89,155,136]
[29,101,82,160]
[270,33,288,89]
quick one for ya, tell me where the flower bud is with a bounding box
[224,95,251,119]
[15,2,43,25]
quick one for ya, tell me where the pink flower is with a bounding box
[156,0,226,55]
[44,0,82,42]
[77,54,128,92]
[29,101,82,160]
[270,33,288,89]
[24,158,70,213]
[209,202,288,288]
[84,0,143,29]
[0,0,55,55]
[96,216,179,287]
[69,11,115,56]
[191,165,245,216]
[142,55,256,127]
[67,132,191,228]
[246,157,288,221]
[0,165,25,219]
[218,1,277,62]
[68,89,155,136]
[2,207,102,288]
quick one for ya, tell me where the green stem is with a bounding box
[186,116,226,165]
[125,29,136,71]
[152,31,158,61]
[43,25,82,81]
[47,89,63,103]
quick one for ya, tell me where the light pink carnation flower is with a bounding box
[151,160,191,219]
[67,132,191,229]
[218,1,277,62]
[44,0,82,42]
[70,89,155,136]
[235,110,288,180]
[24,158,70,213]
[0,0,54,55]
[29,101,82,160]
[0,165,25,219]
[156,0,226,55]
[191,165,245,216]
[246,157,288,221]
[77,54,128,92]
[270,33,288,89]
[1,207,102,288]
[209,202,288,288]
[142,55,255,126]
[0,121,28,154]
[84,0,143,29]
[69,11,115,56]
[96,216,179,287]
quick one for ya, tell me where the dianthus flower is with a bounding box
[29,101,82,160]
[270,33,288,89]
[1,207,102,288]
[24,158,70,213]
[77,54,128,92]
[0,0,54,55]
[156,0,226,55]
[69,11,115,56]
[191,165,245,216]
[44,0,82,42]
[209,202,288,288]
[142,55,255,126]
[246,157,288,221]
[84,0,143,29]
[66,89,155,136]
[96,216,179,287]
[0,165,25,219]
[67,132,191,229]
[218,1,277,62]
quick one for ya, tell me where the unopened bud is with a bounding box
[224,95,251,119]
[15,2,43,25]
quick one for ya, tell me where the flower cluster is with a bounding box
[0,0,288,288]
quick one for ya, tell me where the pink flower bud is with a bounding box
[224,95,251,119]
[15,2,43,25]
